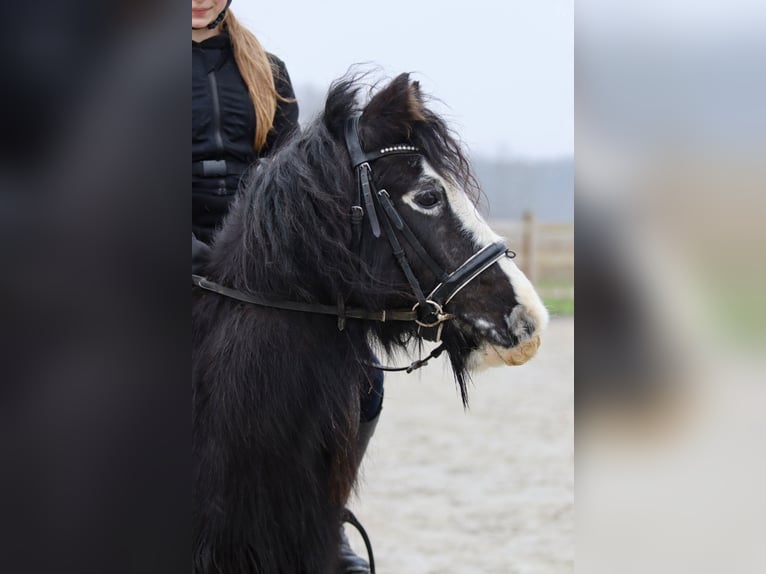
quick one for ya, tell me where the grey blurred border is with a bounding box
[577,2,766,573]
[0,2,188,573]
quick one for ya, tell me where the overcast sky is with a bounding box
[235,0,573,160]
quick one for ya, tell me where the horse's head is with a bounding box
[322,73,549,394]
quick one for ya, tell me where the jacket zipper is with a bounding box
[207,70,226,192]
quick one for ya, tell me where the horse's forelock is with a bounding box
[322,71,478,203]
[412,100,482,204]
[322,74,364,139]
[357,74,481,206]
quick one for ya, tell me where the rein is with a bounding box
[192,274,417,324]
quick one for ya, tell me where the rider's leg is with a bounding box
[338,361,383,574]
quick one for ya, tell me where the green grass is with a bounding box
[536,279,575,290]
[709,285,766,344]
[535,279,574,317]
[544,297,574,317]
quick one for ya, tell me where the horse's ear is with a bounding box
[361,73,426,136]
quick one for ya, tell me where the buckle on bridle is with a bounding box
[413,300,453,328]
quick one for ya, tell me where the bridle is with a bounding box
[192,114,513,369]
[342,113,511,342]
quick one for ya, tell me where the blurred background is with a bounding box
[577,1,766,573]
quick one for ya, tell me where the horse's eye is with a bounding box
[415,190,441,208]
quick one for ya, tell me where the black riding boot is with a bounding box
[338,410,380,573]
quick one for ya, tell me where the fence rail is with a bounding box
[489,213,574,302]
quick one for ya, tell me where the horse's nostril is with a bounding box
[505,306,536,341]
[523,320,534,337]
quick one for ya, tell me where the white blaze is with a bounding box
[422,163,550,333]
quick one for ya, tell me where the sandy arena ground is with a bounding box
[347,317,574,574]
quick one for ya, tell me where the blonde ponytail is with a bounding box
[225,12,290,151]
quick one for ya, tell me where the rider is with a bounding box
[192,0,298,257]
[192,2,380,572]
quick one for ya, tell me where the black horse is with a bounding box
[192,73,548,573]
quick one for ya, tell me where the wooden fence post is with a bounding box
[521,210,537,283]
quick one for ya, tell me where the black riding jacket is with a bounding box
[192,32,299,244]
